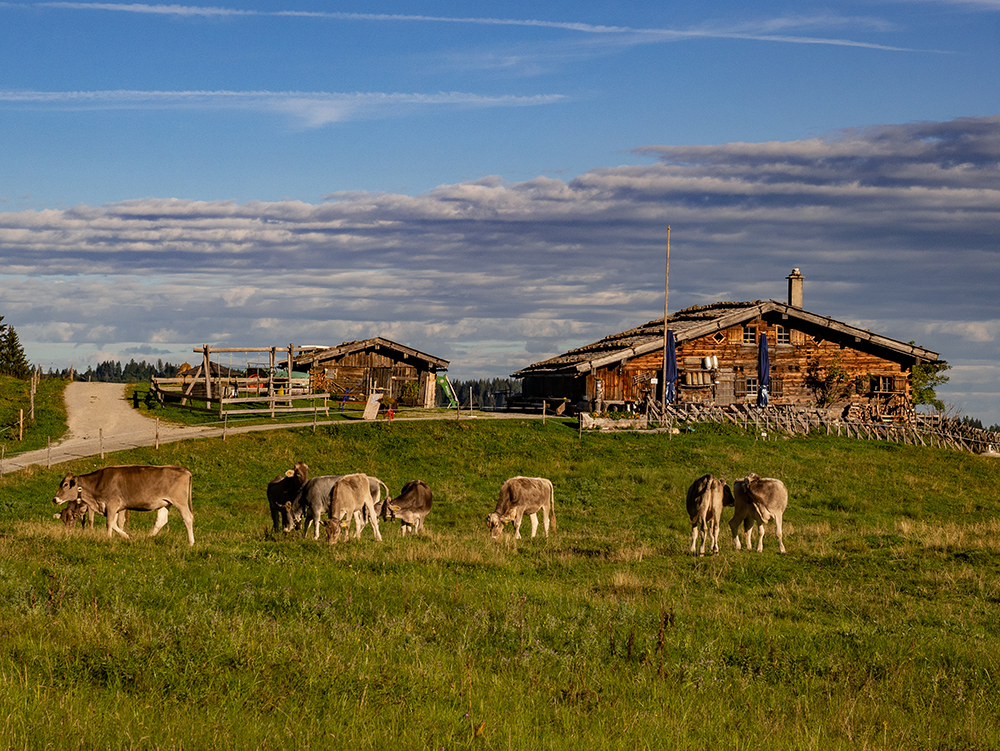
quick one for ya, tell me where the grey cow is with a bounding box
[285,473,389,540]
[729,472,788,554]
[686,473,735,556]
[486,476,556,540]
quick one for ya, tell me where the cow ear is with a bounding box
[284,501,292,511]
[285,469,295,477]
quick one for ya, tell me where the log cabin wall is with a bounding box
[585,315,911,413]
[313,350,421,403]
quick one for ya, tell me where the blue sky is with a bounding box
[1,1,998,424]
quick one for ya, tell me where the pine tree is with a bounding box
[0,316,32,379]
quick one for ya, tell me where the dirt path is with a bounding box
[2,383,214,473]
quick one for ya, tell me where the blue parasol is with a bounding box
[757,332,770,407]
[664,329,677,404]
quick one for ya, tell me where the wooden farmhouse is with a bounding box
[293,337,449,408]
[513,269,941,421]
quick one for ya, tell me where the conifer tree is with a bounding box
[0,316,31,379]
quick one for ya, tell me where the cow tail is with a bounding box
[549,481,556,533]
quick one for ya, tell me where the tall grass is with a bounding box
[1,419,999,749]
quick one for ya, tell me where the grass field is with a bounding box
[1,415,999,750]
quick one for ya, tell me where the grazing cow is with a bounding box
[383,480,433,535]
[326,473,383,544]
[729,472,788,554]
[486,476,555,540]
[52,465,195,545]
[285,473,390,540]
[266,462,309,533]
[686,474,735,556]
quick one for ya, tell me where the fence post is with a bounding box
[19,409,23,441]
[155,418,160,450]
[1,445,4,477]
[543,400,547,426]
[100,428,104,459]
[47,437,51,469]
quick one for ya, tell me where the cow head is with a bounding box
[290,462,309,485]
[722,482,735,507]
[283,501,303,532]
[53,473,79,506]
[486,512,505,539]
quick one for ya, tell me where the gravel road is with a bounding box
[2,382,212,473]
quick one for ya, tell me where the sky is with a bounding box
[1,0,998,425]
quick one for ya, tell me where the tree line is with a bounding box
[446,378,522,410]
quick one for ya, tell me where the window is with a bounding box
[746,376,758,398]
[775,325,791,345]
[876,375,896,392]
[742,326,757,345]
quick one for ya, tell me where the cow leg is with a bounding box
[352,510,365,539]
[150,507,170,536]
[270,504,283,533]
[364,500,382,542]
[709,518,720,555]
[773,512,786,554]
[541,507,551,537]
[512,513,523,540]
[106,504,132,540]
[754,522,766,552]
[690,524,700,555]
[729,512,745,550]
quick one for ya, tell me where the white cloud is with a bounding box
[1,113,998,417]
[0,89,565,128]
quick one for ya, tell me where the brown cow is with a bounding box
[686,474,735,556]
[729,472,788,554]
[486,476,555,540]
[326,473,383,544]
[53,465,195,545]
[266,461,309,533]
[384,480,433,535]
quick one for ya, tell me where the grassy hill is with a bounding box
[1,417,998,749]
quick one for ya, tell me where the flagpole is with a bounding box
[661,225,670,417]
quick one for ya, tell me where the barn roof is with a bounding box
[294,336,449,371]
[512,300,939,377]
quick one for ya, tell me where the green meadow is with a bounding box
[1,411,999,750]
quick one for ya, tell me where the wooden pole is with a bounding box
[100,428,104,459]
[660,225,671,419]
[47,437,50,469]
[19,409,23,441]
[202,345,212,408]
[155,418,160,450]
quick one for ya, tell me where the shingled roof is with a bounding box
[512,300,939,377]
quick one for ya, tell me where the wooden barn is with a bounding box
[293,337,449,408]
[513,269,941,421]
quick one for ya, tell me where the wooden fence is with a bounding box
[151,377,331,419]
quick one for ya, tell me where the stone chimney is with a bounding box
[786,268,804,308]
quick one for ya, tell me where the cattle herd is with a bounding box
[50,463,788,554]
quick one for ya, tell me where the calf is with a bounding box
[383,480,433,535]
[53,498,90,528]
[327,473,383,544]
[266,462,309,533]
[729,472,788,554]
[686,474,734,556]
[486,476,555,540]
